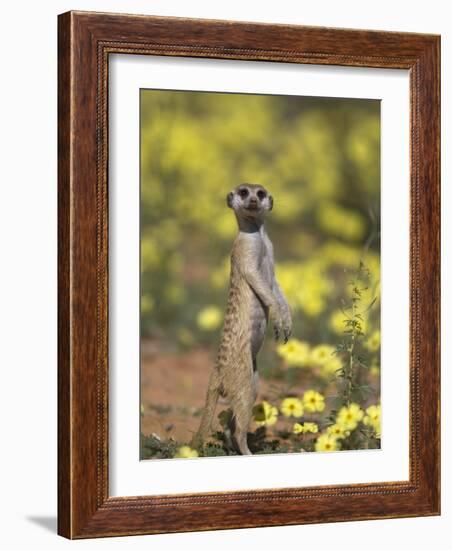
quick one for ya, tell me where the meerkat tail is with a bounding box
[191,369,221,450]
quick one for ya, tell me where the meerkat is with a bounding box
[191,183,292,455]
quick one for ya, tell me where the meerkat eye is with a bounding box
[257,190,266,200]
[238,188,249,198]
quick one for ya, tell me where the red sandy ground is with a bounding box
[140,345,309,444]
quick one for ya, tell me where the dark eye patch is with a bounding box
[238,188,249,198]
[257,190,266,200]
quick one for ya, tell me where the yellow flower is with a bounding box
[276,338,310,367]
[276,261,332,317]
[300,294,325,316]
[363,404,381,437]
[196,306,222,331]
[326,423,350,439]
[329,309,348,334]
[302,390,326,413]
[175,445,199,459]
[293,422,304,434]
[315,433,340,452]
[281,397,304,418]
[364,330,381,352]
[311,344,335,366]
[322,356,343,376]
[370,365,380,376]
[253,401,278,427]
[321,241,361,268]
[336,403,364,431]
[317,202,366,241]
[293,422,318,435]
[302,422,319,434]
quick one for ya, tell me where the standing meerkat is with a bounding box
[192,183,292,455]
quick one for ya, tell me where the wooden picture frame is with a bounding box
[58,11,440,539]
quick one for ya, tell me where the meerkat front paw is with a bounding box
[282,323,291,344]
[271,308,284,341]
[282,312,292,344]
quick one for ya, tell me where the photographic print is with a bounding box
[58,13,440,537]
[140,89,381,459]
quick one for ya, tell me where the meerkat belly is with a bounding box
[249,294,267,357]
[218,252,272,366]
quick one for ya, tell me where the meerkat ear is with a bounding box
[268,195,273,210]
[226,191,234,208]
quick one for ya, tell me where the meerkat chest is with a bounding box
[260,233,274,283]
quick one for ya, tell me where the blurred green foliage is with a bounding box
[140,90,380,351]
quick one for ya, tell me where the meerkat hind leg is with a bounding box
[231,408,253,455]
[230,384,255,455]
[230,357,259,455]
[191,369,220,450]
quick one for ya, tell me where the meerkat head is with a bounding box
[226,183,273,219]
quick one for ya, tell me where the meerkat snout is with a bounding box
[226,183,273,215]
